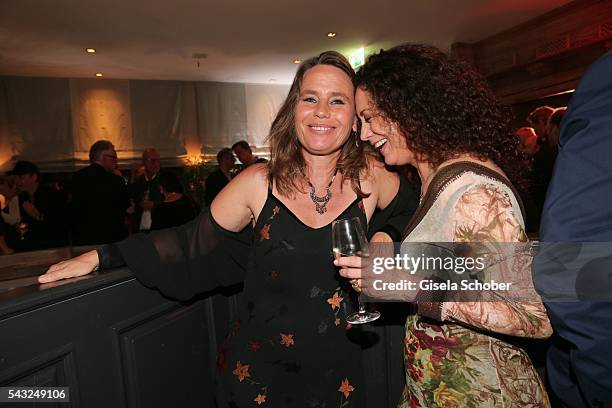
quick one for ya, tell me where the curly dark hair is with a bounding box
[356,43,529,188]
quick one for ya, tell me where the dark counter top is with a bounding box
[0,267,135,320]
[0,246,134,319]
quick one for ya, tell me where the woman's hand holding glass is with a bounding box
[332,217,381,324]
[334,255,363,291]
[335,230,392,295]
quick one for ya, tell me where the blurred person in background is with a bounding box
[204,148,234,206]
[151,172,198,230]
[546,107,567,153]
[71,140,130,245]
[0,175,18,254]
[515,126,540,156]
[130,148,163,233]
[8,161,68,250]
[232,140,267,168]
[528,105,555,143]
[529,107,559,227]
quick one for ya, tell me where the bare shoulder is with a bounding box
[211,163,269,231]
[232,163,269,190]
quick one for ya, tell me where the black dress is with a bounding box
[151,196,198,230]
[97,176,418,408]
[99,191,367,407]
[214,191,367,407]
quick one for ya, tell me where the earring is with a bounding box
[352,130,360,147]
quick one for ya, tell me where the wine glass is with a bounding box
[332,217,381,324]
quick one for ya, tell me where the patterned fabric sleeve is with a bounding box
[442,183,552,339]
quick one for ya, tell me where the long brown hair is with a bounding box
[267,51,369,197]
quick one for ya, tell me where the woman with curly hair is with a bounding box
[337,44,552,407]
[39,51,417,407]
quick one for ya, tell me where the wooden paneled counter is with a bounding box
[0,247,242,408]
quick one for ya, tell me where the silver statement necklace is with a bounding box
[308,169,338,215]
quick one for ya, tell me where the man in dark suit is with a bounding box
[534,51,612,407]
[129,148,164,233]
[204,148,234,206]
[71,140,130,245]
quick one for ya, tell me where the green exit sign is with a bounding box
[349,48,365,69]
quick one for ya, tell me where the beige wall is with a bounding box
[0,76,288,172]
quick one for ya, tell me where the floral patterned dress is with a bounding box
[215,189,367,407]
[398,162,551,408]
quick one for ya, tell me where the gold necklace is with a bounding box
[307,169,338,215]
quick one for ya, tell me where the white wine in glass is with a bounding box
[332,217,381,324]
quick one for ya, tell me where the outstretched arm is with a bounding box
[39,165,268,300]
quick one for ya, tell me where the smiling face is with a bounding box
[355,87,414,166]
[294,65,356,157]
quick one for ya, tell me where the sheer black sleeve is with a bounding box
[96,208,253,301]
[368,174,419,241]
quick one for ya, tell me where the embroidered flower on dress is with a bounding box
[254,393,267,405]
[280,333,295,347]
[259,224,271,241]
[338,378,355,398]
[326,292,343,310]
[232,361,251,382]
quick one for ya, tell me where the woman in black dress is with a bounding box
[40,51,417,407]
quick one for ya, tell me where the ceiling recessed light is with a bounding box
[293,59,301,64]
[327,32,337,38]
[86,48,96,53]
[95,72,103,77]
